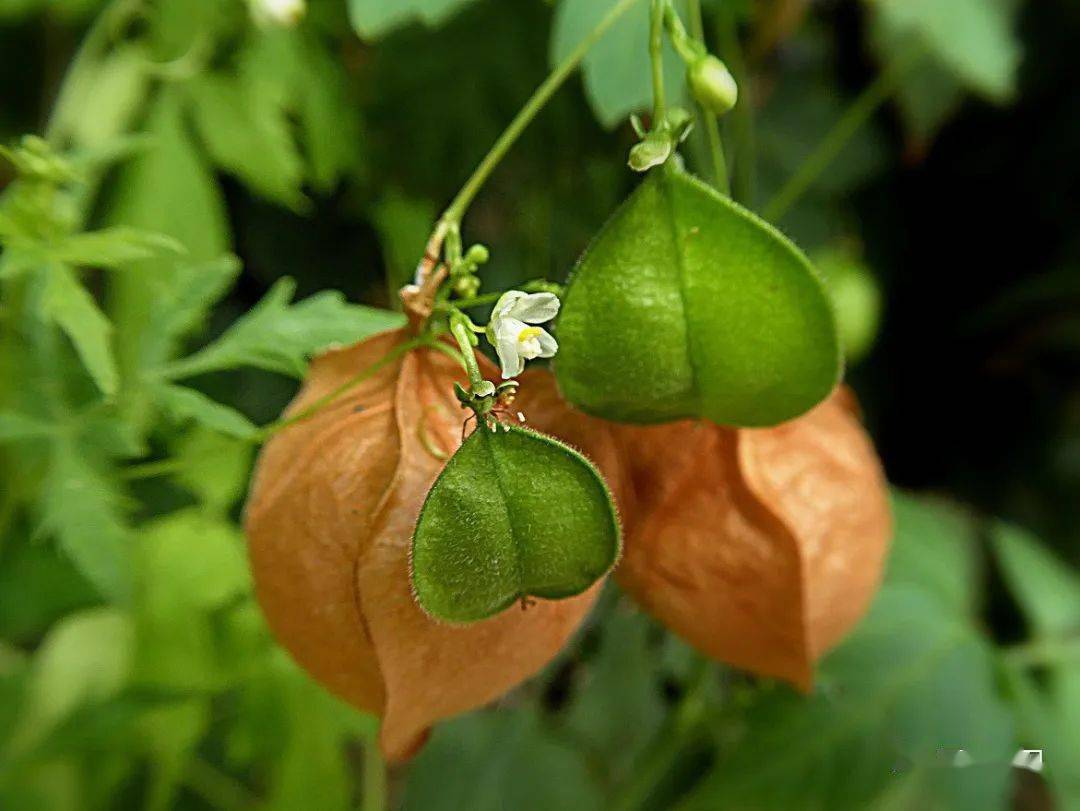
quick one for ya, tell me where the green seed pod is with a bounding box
[688,54,738,116]
[555,163,841,427]
[411,424,620,624]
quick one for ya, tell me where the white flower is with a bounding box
[251,0,305,27]
[488,291,560,379]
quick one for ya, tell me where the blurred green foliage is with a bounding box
[1,0,1078,809]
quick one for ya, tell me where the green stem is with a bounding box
[438,0,641,228]
[686,0,729,194]
[439,280,563,313]
[610,657,714,811]
[716,9,753,205]
[254,337,424,442]
[361,740,388,811]
[763,55,917,222]
[649,0,668,123]
[450,316,484,391]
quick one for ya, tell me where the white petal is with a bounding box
[536,329,558,358]
[495,333,524,380]
[508,292,560,324]
[493,290,527,321]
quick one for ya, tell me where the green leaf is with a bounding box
[555,163,840,427]
[0,411,54,441]
[39,441,133,604]
[154,383,258,440]
[885,492,979,617]
[551,0,687,129]
[49,227,184,269]
[148,255,242,350]
[163,278,405,379]
[347,0,481,39]
[265,667,358,811]
[41,263,118,395]
[402,707,603,811]
[869,0,1022,102]
[169,428,255,512]
[7,608,134,757]
[138,510,250,612]
[682,587,1016,811]
[992,522,1080,640]
[868,19,964,145]
[105,88,230,391]
[189,66,307,211]
[133,511,250,692]
[412,424,620,623]
[48,44,150,149]
[562,605,665,779]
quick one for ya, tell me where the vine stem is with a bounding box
[686,0,729,194]
[437,0,641,230]
[361,739,388,811]
[449,316,485,391]
[716,8,754,205]
[762,53,919,222]
[649,0,667,123]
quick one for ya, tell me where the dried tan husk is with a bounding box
[516,370,891,690]
[245,331,601,761]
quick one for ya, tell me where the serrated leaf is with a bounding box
[869,0,1022,102]
[150,255,242,347]
[411,424,620,623]
[106,87,230,392]
[41,263,118,395]
[348,0,481,39]
[992,523,1080,640]
[551,0,688,129]
[154,383,258,440]
[189,66,307,211]
[49,227,184,269]
[163,278,405,379]
[555,162,840,427]
[39,441,133,604]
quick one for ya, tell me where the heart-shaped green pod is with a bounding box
[411,423,620,624]
[554,163,841,427]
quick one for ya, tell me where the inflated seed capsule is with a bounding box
[688,54,738,116]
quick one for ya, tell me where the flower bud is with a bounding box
[688,54,738,116]
[250,0,305,27]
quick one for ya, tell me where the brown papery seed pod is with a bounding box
[516,370,891,690]
[244,330,602,762]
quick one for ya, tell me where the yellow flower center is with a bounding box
[517,326,543,343]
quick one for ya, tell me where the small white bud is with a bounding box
[251,0,306,27]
